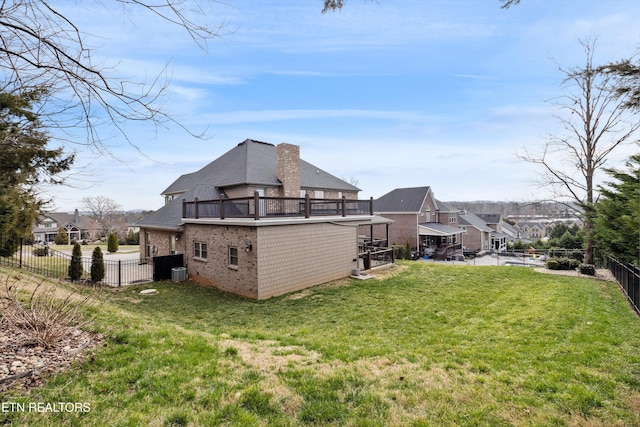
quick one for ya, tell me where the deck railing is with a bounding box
[183,193,374,220]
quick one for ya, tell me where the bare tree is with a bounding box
[0,1,225,152]
[519,39,640,264]
[82,196,121,236]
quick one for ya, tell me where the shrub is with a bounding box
[90,247,105,283]
[2,277,97,348]
[392,245,405,260]
[404,241,412,260]
[32,245,49,257]
[107,233,119,253]
[546,258,560,270]
[579,264,596,276]
[68,242,84,281]
[546,257,580,271]
[54,227,68,245]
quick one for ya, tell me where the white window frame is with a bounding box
[194,241,208,259]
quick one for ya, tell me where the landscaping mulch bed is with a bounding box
[0,319,101,394]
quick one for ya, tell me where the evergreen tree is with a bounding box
[54,227,68,245]
[404,241,412,260]
[90,246,105,283]
[595,153,640,266]
[107,233,119,253]
[0,89,73,255]
[68,242,84,281]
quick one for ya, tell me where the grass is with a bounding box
[2,262,640,426]
[48,243,141,255]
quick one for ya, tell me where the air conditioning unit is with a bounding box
[171,267,187,282]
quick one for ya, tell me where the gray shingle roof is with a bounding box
[374,187,431,213]
[459,212,493,232]
[162,139,359,196]
[140,139,360,230]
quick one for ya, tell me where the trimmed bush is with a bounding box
[579,264,596,276]
[546,257,580,271]
[54,227,68,245]
[90,246,105,283]
[68,242,84,281]
[107,233,119,253]
[546,258,560,270]
[404,241,412,260]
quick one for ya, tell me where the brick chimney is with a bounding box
[277,143,301,197]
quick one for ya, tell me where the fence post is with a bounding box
[19,237,23,269]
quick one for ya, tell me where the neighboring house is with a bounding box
[33,209,101,243]
[514,221,547,240]
[373,187,463,260]
[477,213,510,252]
[138,139,379,299]
[458,211,493,254]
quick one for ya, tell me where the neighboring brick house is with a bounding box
[458,211,493,254]
[33,210,101,243]
[373,187,463,260]
[138,139,378,299]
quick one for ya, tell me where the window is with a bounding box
[194,241,208,259]
[425,206,431,222]
[228,246,238,267]
[449,213,456,224]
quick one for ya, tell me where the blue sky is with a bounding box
[48,0,640,211]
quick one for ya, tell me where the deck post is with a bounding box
[220,197,225,219]
[194,197,199,219]
[370,197,374,215]
[254,191,260,220]
[305,194,310,218]
[341,195,346,217]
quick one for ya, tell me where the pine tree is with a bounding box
[595,153,640,266]
[107,233,119,253]
[90,246,105,283]
[404,241,412,260]
[68,242,83,281]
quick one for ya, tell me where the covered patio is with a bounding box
[418,223,464,261]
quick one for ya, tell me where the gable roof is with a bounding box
[374,187,432,213]
[139,139,360,230]
[459,211,493,232]
[162,139,359,196]
[477,213,502,224]
[36,212,99,231]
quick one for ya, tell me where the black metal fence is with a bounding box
[608,257,640,316]
[0,236,152,287]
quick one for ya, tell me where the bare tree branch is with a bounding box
[0,1,225,152]
[518,38,640,263]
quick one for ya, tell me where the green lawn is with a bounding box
[3,262,640,426]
